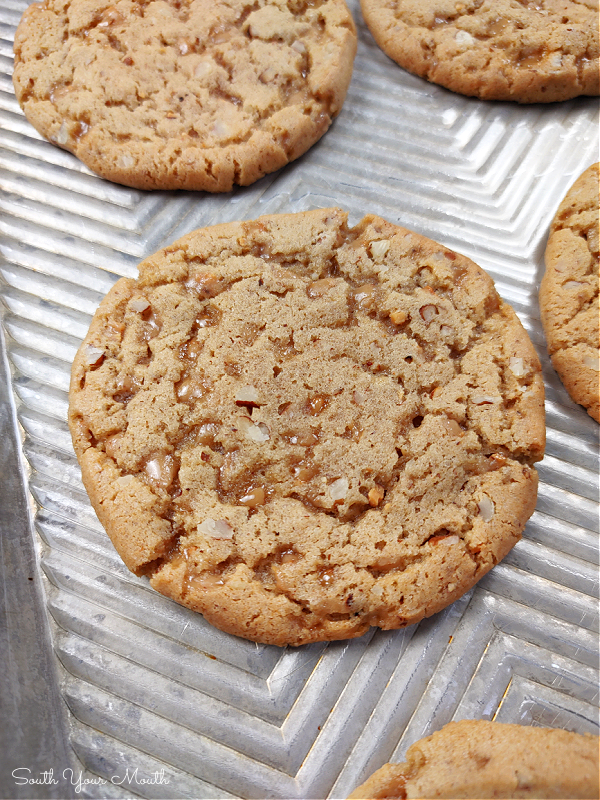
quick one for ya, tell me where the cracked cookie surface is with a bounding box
[348,720,600,799]
[13,0,356,191]
[69,208,545,646]
[360,0,599,103]
[540,163,599,422]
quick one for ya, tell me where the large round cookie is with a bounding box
[13,0,356,191]
[540,164,599,422]
[69,208,545,646]
[360,0,599,103]
[347,720,600,799]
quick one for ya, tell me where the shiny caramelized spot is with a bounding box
[210,26,233,45]
[105,321,125,341]
[305,393,330,415]
[224,362,242,376]
[442,418,463,437]
[352,283,377,312]
[488,453,508,470]
[279,548,300,564]
[242,221,268,238]
[307,278,336,298]
[49,84,73,103]
[141,311,161,340]
[453,265,469,284]
[239,485,266,507]
[319,568,334,586]
[176,376,210,402]
[292,461,318,481]
[98,6,124,26]
[284,431,319,446]
[196,422,220,445]
[239,322,261,346]
[185,272,226,299]
[342,423,362,442]
[104,432,124,460]
[182,339,203,361]
[113,374,140,403]
[488,16,510,34]
[177,37,195,55]
[518,48,545,68]
[250,243,271,259]
[145,453,177,489]
[73,121,89,139]
[273,338,298,360]
[196,304,221,327]
[186,572,225,593]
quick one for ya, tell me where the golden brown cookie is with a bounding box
[360,0,599,103]
[69,208,545,646]
[13,0,356,191]
[348,720,600,799]
[540,164,599,422]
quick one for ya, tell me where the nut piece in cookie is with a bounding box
[69,208,545,646]
[540,163,599,422]
[347,720,600,799]
[13,0,357,191]
[360,0,599,103]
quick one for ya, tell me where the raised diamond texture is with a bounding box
[1,1,598,797]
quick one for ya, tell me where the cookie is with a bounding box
[68,208,545,646]
[348,720,600,799]
[13,0,356,191]
[360,0,599,103]
[540,164,599,422]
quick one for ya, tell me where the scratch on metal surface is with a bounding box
[178,621,190,641]
[267,652,323,689]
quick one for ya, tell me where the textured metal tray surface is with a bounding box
[0,0,599,797]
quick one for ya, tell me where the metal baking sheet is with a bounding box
[1,0,598,797]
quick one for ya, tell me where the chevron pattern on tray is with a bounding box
[1,1,598,797]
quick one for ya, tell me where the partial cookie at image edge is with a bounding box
[540,163,600,423]
[347,720,600,800]
[360,0,599,103]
